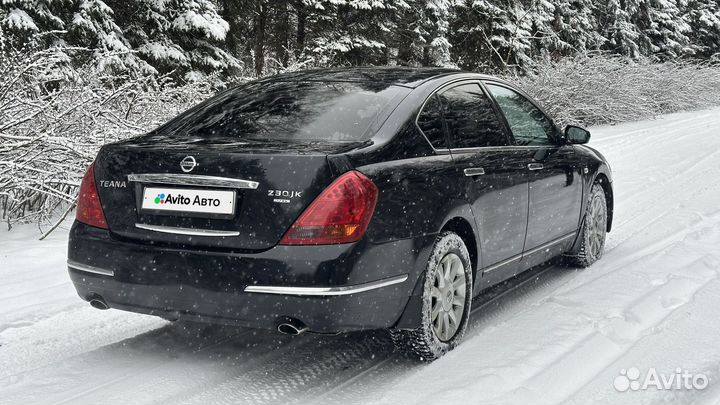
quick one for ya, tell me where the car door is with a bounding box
[484,82,583,268]
[437,82,529,285]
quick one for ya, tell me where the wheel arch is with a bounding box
[392,215,479,330]
[440,217,479,282]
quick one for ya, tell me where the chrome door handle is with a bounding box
[464,167,485,176]
[527,163,544,171]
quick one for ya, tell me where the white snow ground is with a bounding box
[2,108,720,405]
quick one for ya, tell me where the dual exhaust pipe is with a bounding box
[88,295,307,335]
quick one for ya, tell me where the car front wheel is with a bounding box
[566,182,607,267]
[390,231,473,361]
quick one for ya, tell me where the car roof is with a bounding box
[258,67,480,88]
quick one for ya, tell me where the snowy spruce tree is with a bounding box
[682,0,720,58]
[108,0,237,80]
[392,0,453,67]
[0,0,64,48]
[303,0,404,66]
[549,0,605,55]
[451,0,534,71]
[68,0,153,76]
[3,0,720,78]
[596,0,642,57]
[1,0,236,79]
[643,0,692,58]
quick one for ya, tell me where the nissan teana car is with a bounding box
[68,67,613,360]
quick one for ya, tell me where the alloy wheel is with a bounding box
[430,253,467,342]
[588,193,607,258]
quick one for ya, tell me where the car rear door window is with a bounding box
[439,84,508,148]
[485,84,557,146]
[417,94,448,149]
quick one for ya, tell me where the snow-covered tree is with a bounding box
[390,0,454,67]
[644,0,692,58]
[597,0,642,57]
[2,0,720,77]
[550,0,604,55]
[1,0,236,79]
[682,0,720,58]
[113,0,237,79]
[304,0,406,66]
[0,0,64,48]
[451,0,534,71]
[68,0,153,76]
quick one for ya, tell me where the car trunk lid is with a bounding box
[92,139,358,251]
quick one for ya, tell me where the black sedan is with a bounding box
[68,67,613,360]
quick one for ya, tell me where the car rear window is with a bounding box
[153,80,411,142]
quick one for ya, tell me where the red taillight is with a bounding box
[76,162,108,229]
[279,171,378,245]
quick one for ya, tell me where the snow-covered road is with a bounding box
[2,108,720,405]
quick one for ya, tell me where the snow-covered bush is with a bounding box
[0,45,221,229]
[510,53,720,127]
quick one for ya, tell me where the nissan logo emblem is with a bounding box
[180,156,197,173]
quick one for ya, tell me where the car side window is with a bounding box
[485,83,557,146]
[438,83,509,148]
[417,94,448,149]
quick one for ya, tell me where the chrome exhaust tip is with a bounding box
[276,318,308,335]
[88,296,109,310]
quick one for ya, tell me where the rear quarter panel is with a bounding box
[341,87,476,246]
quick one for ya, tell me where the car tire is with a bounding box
[566,182,607,267]
[390,231,473,361]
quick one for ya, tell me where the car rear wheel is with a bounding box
[566,182,607,267]
[390,231,472,361]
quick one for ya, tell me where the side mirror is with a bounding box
[565,125,591,144]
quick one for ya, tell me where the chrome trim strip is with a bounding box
[67,260,114,277]
[244,274,409,296]
[135,223,240,237]
[449,145,558,153]
[464,167,485,176]
[128,173,259,190]
[482,254,523,274]
[482,232,576,273]
[523,232,576,256]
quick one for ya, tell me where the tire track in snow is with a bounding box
[107,331,318,405]
[304,355,400,404]
[315,265,574,405]
[0,308,166,381]
[488,215,720,403]
[557,222,720,402]
[508,269,719,404]
[48,325,257,405]
[546,210,720,302]
[0,323,251,405]
[559,272,720,403]
[173,331,395,405]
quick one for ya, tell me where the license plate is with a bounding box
[141,187,236,215]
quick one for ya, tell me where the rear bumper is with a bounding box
[67,221,433,332]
